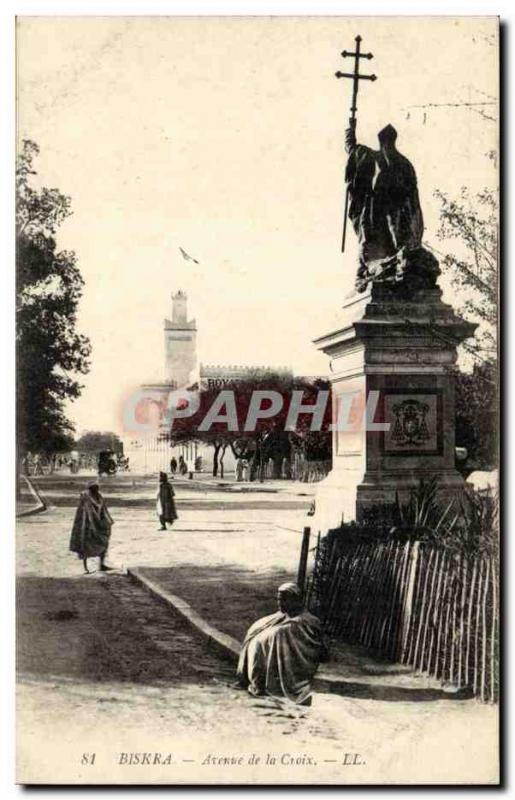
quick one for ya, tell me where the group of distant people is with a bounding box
[22,451,130,476]
[23,452,91,476]
[235,455,293,482]
[169,455,201,480]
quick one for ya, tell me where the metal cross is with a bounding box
[335,36,377,253]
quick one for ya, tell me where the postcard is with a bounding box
[16,15,499,785]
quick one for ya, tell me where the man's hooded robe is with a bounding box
[69,489,113,558]
[237,603,325,704]
[157,479,178,523]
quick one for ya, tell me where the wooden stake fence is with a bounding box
[307,535,499,703]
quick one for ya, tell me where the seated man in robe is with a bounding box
[236,582,327,705]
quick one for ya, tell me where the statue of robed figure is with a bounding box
[334,35,439,294]
[345,120,440,293]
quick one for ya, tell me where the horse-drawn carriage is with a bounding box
[97,450,117,476]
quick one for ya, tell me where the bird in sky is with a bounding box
[179,247,199,264]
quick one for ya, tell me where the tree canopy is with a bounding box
[435,185,497,364]
[16,140,91,455]
[435,184,498,471]
[75,431,123,455]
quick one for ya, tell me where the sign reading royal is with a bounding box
[199,364,293,390]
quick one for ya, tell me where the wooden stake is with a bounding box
[433,553,450,680]
[386,541,410,661]
[450,555,460,686]
[490,557,498,703]
[465,559,478,688]
[427,549,446,676]
[406,543,425,665]
[481,557,491,702]
[441,565,455,684]
[401,541,419,663]
[412,546,435,668]
[418,549,441,673]
[361,543,384,645]
[297,526,311,594]
[457,557,468,688]
[473,559,484,695]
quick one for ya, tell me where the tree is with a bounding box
[164,379,243,478]
[455,362,497,473]
[435,186,497,363]
[434,185,498,470]
[16,140,91,458]
[75,431,123,455]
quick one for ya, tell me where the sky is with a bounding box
[16,16,498,434]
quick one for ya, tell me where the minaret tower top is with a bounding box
[164,290,197,386]
[171,290,188,324]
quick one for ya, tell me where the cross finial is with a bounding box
[335,36,378,252]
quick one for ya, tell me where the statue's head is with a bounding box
[378,124,398,149]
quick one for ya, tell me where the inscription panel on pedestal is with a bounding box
[381,389,443,456]
[333,387,364,456]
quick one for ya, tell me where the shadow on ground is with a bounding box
[139,563,295,642]
[16,574,234,686]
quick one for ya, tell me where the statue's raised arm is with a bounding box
[344,120,357,154]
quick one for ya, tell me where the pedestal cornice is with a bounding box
[314,285,477,362]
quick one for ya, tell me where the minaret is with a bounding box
[163,291,197,387]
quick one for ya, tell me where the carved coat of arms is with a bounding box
[391,399,430,446]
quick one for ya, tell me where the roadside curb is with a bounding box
[126,567,359,695]
[16,476,48,518]
[127,568,241,664]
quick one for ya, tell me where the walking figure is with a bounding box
[69,481,114,574]
[157,471,178,530]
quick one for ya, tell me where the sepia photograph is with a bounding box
[13,13,499,785]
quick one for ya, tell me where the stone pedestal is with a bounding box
[311,284,476,531]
